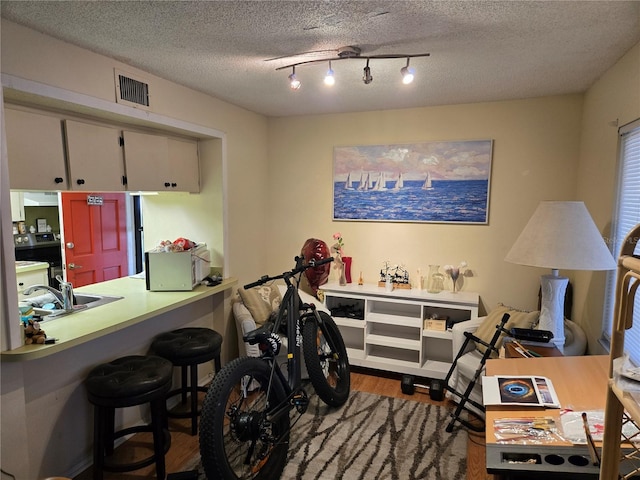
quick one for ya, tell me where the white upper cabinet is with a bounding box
[167,137,200,193]
[65,120,125,191]
[124,130,199,192]
[10,192,25,221]
[5,108,67,190]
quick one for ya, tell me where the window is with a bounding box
[603,119,640,363]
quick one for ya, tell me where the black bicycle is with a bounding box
[199,255,351,480]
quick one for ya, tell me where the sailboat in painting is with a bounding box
[392,173,404,191]
[344,172,354,190]
[358,172,370,191]
[422,171,434,190]
[372,172,387,191]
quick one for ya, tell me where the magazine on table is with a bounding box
[482,375,561,408]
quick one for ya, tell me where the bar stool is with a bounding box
[150,327,223,435]
[85,355,173,480]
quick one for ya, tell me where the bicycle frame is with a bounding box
[243,256,332,424]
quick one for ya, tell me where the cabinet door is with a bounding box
[122,130,170,191]
[168,138,200,192]
[16,269,49,298]
[10,192,25,222]
[5,108,67,190]
[65,120,125,191]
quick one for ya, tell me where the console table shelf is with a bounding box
[321,282,479,379]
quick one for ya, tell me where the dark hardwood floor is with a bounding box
[74,368,494,480]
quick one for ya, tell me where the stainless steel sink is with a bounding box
[34,293,123,320]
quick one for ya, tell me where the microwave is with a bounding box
[145,244,211,291]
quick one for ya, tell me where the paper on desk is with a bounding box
[559,410,640,444]
[482,375,561,408]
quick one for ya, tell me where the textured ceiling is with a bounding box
[2,1,639,117]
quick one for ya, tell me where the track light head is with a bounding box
[401,58,414,84]
[363,59,373,85]
[324,61,335,86]
[289,66,301,90]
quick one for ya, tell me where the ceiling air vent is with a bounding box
[114,69,150,109]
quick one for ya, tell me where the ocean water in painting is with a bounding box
[333,179,489,223]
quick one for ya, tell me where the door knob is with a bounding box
[66,242,74,249]
[68,263,83,270]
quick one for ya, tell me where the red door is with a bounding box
[61,192,128,287]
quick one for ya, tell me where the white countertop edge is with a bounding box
[2,276,237,361]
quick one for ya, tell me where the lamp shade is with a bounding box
[505,201,616,271]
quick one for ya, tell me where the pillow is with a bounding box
[474,303,539,357]
[237,285,282,325]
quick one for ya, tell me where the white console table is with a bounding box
[320,282,479,379]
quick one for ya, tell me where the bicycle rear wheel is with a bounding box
[200,357,290,480]
[303,311,351,407]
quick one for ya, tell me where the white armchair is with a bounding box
[447,314,588,419]
[448,317,486,417]
[233,285,329,376]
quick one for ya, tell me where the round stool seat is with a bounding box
[151,328,223,365]
[85,355,173,479]
[151,327,223,436]
[86,355,173,407]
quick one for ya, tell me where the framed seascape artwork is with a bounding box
[333,140,493,223]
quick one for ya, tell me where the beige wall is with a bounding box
[266,96,584,315]
[1,20,269,479]
[575,41,640,352]
[1,16,638,479]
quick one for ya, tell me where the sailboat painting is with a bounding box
[333,140,493,223]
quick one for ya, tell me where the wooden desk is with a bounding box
[485,355,608,478]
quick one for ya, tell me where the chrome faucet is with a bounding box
[23,284,74,312]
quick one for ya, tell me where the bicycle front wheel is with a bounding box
[200,356,290,480]
[303,311,351,407]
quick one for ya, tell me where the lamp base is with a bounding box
[539,273,568,351]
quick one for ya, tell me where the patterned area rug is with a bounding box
[192,390,467,479]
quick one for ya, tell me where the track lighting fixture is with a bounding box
[274,46,429,91]
[363,59,373,85]
[401,58,415,84]
[289,66,301,90]
[324,61,335,86]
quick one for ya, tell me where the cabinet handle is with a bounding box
[171,182,177,188]
[164,182,171,188]
[54,177,64,184]
[68,263,83,270]
[76,179,85,185]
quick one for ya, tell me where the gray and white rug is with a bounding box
[193,390,467,479]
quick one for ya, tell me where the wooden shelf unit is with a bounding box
[321,282,479,379]
[601,223,640,479]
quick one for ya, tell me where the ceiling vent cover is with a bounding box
[114,69,150,109]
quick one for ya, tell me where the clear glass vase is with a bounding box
[427,265,444,293]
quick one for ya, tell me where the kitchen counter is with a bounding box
[15,260,49,273]
[2,275,237,361]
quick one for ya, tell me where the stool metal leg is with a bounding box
[190,364,198,435]
[150,397,169,480]
[180,365,188,405]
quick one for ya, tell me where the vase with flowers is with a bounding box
[443,261,468,293]
[331,232,349,286]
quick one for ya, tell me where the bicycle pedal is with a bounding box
[291,390,309,413]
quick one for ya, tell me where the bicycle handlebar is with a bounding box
[243,256,334,289]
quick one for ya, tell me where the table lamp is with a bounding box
[504,201,616,350]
